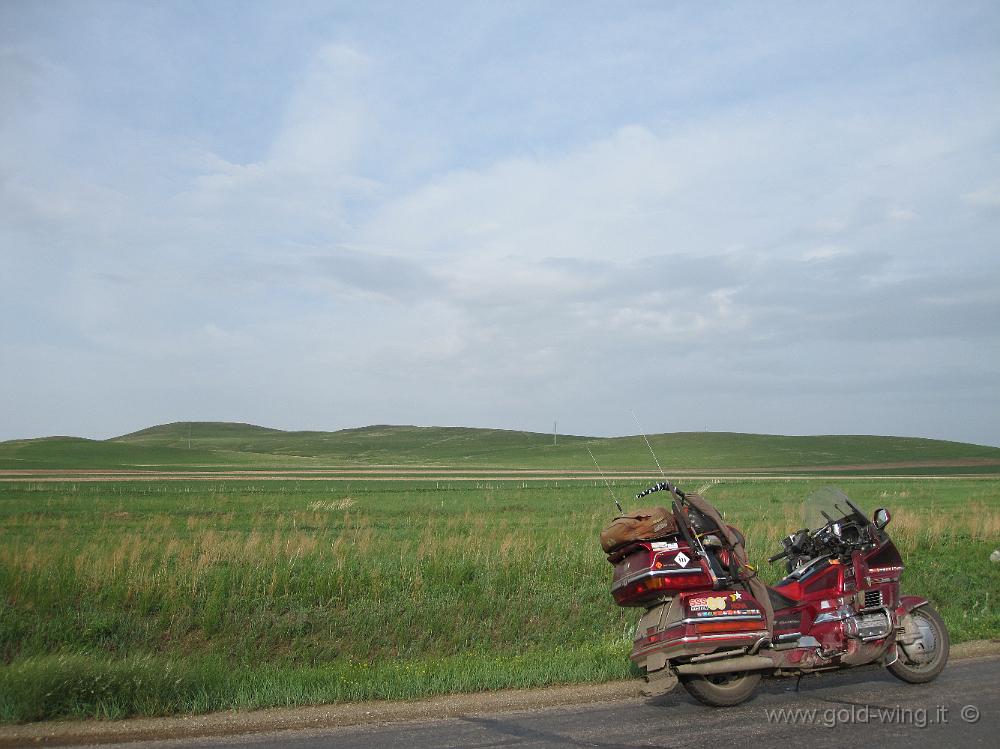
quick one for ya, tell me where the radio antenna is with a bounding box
[587,447,623,515]
[631,409,666,479]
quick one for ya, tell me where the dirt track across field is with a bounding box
[2,462,1000,483]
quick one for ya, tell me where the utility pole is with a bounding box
[553,419,558,446]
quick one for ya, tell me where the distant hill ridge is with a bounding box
[1,421,999,473]
[116,421,285,439]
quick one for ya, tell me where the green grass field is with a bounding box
[1,475,997,723]
[2,422,1000,471]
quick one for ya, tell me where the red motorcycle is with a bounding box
[603,483,949,706]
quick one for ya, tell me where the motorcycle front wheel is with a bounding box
[888,602,950,684]
[679,670,761,707]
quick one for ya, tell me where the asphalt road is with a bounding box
[79,656,998,749]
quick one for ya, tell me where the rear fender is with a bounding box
[896,595,929,616]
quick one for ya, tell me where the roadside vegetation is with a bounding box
[1,476,997,722]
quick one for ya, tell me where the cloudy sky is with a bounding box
[2,1,999,445]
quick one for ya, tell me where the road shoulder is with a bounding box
[2,640,998,747]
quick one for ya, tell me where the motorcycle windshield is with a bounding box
[802,486,869,532]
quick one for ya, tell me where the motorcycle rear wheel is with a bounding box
[888,603,949,684]
[679,670,761,707]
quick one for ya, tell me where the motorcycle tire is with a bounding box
[888,602,950,684]
[679,670,761,707]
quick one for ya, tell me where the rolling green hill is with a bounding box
[114,422,592,466]
[0,436,273,471]
[117,421,283,441]
[1,421,999,472]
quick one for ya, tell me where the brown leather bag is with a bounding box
[600,506,678,553]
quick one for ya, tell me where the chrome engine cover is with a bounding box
[844,609,892,641]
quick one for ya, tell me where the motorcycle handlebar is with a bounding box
[768,550,787,563]
[634,481,685,500]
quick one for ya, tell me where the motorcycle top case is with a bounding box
[600,506,678,554]
[610,539,715,606]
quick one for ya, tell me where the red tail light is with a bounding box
[693,620,766,634]
[613,565,715,606]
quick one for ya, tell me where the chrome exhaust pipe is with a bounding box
[674,655,775,675]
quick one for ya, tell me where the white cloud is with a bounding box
[964,183,1000,208]
[801,245,849,262]
[271,44,372,170]
[887,207,916,222]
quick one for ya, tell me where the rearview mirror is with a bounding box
[873,507,891,530]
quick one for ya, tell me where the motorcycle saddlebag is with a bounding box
[600,507,678,553]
